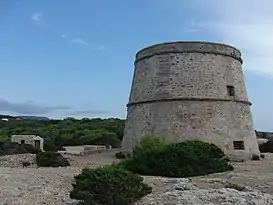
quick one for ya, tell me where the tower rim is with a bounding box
[135,41,243,64]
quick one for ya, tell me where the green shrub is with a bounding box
[251,154,260,161]
[43,137,57,152]
[259,140,273,153]
[115,151,130,159]
[0,142,40,156]
[88,134,121,148]
[22,160,31,167]
[133,135,166,155]
[36,151,70,167]
[120,137,233,178]
[70,165,152,205]
[58,146,66,151]
[22,144,40,154]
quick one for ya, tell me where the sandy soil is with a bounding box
[0,150,273,205]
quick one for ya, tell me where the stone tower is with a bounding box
[122,41,259,158]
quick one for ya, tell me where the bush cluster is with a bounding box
[43,137,58,152]
[23,144,41,154]
[70,165,152,205]
[0,117,125,149]
[70,135,234,204]
[132,135,166,155]
[259,140,273,153]
[0,142,40,156]
[119,137,233,178]
[36,151,70,167]
[251,154,260,161]
[115,151,131,159]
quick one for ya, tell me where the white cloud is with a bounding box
[185,0,273,77]
[31,12,43,23]
[0,98,71,115]
[30,12,94,49]
[71,38,90,46]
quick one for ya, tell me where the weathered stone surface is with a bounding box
[122,41,259,156]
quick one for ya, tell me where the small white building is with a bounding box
[11,135,44,151]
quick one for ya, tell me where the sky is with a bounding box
[0,0,273,131]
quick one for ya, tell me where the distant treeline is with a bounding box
[0,116,125,150]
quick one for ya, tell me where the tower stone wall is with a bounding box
[122,41,259,159]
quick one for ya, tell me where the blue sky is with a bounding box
[0,0,273,131]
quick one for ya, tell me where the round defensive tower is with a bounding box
[122,41,259,159]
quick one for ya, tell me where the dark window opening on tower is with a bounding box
[227,85,235,96]
[233,141,245,150]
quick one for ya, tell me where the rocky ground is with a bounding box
[0,149,120,205]
[1,151,273,205]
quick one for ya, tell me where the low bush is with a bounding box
[0,142,21,155]
[22,160,31,167]
[0,142,40,156]
[58,146,66,151]
[259,140,273,153]
[115,151,130,159]
[132,135,166,155]
[119,137,233,178]
[70,165,152,205]
[43,137,58,152]
[22,144,40,154]
[88,134,121,148]
[260,154,265,159]
[36,151,70,167]
[251,154,260,161]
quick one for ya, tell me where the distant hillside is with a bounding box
[16,116,50,121]
[0,114,50,121]
[0,115,16,120]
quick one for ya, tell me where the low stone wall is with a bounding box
[58,151,84,156]
[84,145,106,151]
[60,145,109,156]
[82,145,107,155]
